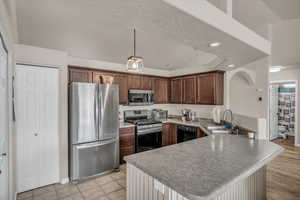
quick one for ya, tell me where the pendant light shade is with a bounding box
[127,29,143,71]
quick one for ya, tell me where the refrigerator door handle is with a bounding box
[76,139,117,149]
[95,85,99,136]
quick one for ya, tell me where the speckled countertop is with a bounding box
[119,121,135,128]
[162,118,216,135]
[124,135,284,200]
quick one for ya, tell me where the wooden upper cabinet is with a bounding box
[113,74,128,105]
[182,76,197,104]
[93,72,114,84]
[92,71,128,104]
[170,78,182,104]
[154,78,169,104]
[196,72,224,105]
[141,76,154,90]
[69,68,93,83]
[128,74,142,89]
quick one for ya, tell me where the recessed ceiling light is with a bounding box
[227,64,235,68]
[269,68,281,73]
[209,42,221,47]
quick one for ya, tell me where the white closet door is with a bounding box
[36,67,59,187]
[16,65,59,192]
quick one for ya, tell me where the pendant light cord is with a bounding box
[133,28,136,57]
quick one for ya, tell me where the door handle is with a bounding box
[0,152,7,161]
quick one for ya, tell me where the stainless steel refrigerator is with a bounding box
[69,82,119,181]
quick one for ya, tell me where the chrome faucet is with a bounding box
[222,109,233,124]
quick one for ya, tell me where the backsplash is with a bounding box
[119,104,224,121]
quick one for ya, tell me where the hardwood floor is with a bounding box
[267,136,300,200]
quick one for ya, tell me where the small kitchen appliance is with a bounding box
[128,89,154,106]
[152,109,168,121]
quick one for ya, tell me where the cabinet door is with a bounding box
[113,74,128,105]
[183,76,196,104]
[154,78,169,104]
[93,72,114,84]
[16,65,59,192]
[162,123,170,146]
[141,76,153,90]
[169,123,177,145]
[162,123,177,146]
[196,74,214,104]
[196,73,224,105]
[119,127,135,164]
[197,128,206,138]
[170,79,182,104]
[93,72,128,104]
[69,68,93,83]
[128,75,142,89]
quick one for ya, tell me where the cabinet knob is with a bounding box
[34,133,38,136]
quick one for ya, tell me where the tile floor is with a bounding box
[17,165,127,200]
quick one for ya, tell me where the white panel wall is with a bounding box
[127,164,266,200]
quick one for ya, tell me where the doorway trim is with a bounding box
[269,80,299,147]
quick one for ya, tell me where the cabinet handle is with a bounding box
[34,133,38,136]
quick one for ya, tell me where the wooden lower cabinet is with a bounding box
[197,128,206,138]
[162,123,177,146]
[119,127,135,164]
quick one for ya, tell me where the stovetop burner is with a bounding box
[125,119,161,126]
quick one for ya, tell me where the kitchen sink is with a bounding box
[211,129,232,134]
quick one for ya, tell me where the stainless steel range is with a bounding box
[124,110,162,153]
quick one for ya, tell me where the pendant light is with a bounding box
[127,28,143,71]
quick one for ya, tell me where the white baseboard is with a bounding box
[60,177,69,184]
[295,143,300,147]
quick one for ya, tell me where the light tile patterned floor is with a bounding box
[17,165,127,200]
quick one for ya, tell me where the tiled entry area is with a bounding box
[17,165,126,200]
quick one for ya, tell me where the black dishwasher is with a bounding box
[177,125,197,143]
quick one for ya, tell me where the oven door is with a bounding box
[128,90,154,105]
[136,130,162,152]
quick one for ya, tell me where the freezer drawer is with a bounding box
[70,139,119,181]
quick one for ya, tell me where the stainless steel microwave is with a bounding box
[128,90,154,106]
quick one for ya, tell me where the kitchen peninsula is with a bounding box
[124,135,283,200]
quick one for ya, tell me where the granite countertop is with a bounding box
[162,118,215,135]
[124,135,284,200]
[119,121,135,128]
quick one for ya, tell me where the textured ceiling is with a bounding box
[262,0,300,20]
[16,0,269,71]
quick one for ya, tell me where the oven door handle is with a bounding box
[137,128,162,135]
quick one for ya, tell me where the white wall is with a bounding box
[0,0,18,199]
[271,19,300,66]
[269,67,300,146]
[227,57,269,139]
